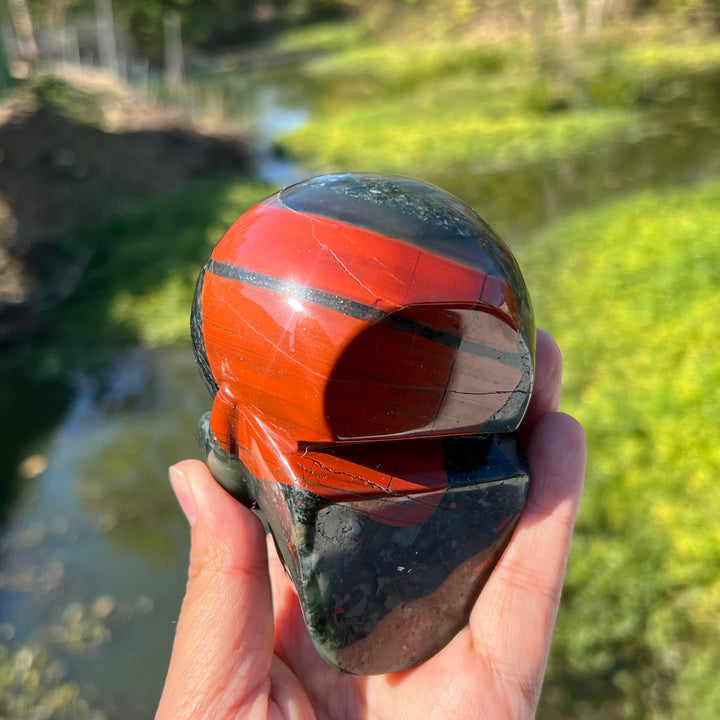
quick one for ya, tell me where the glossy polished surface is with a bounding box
[192,173,535,673]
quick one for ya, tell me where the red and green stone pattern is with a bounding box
[191,173,535,674]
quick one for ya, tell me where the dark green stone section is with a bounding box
[198,417,529,675]
[277,173,512,274]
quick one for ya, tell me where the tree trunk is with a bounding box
[164,10,184,91]
[7,0,39,65]
[0,30,13,92]
[95,0,119,75]
[586,0,606,35]
[556,0,580,34]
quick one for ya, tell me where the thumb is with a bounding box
[156,460,275,719]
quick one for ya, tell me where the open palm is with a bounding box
[157,330,586,720]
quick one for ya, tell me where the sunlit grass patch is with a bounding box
[301,39,514,85]
[521,178,720,718]
[270,19,369,54]
[275,22,720,179]
[283,102,643,176]
[616,37,720,72]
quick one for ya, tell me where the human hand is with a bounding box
[156,329,586,720]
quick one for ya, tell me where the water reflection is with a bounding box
[0,348,206,718]
[253,85,310,185]
[420,115,720,240]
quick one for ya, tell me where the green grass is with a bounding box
[275,24,720,178]
[520,178,720,718]
[283,99,644,176]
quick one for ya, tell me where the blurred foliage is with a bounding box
[276,25,720,176]
[22,0,354,58]
[30,72,112,123]
[0,641,103,720]
[520,178,720,718]
[15,0,720,65]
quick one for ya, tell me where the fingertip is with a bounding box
[557,411,586,449]
[531,411,586,465]
[525,411,586,521]
[168,460,220,525]
[536,328,562,376]
[171,458,217,484]
[535,329,563,409]
[169,465,196,525]
[171,459,268,576]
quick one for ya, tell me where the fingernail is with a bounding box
[169,465,196,525]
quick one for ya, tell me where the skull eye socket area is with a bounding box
[201,298,532,461]
[321,301,530,444]
[198,298,530,507]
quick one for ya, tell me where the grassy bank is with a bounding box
[275,22,720,179]
[521,178,720,718]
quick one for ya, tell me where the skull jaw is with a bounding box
[198,413,529,675]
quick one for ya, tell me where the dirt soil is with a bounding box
[0,70,252,347]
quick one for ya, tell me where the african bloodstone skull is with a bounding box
[191,173,535,674]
